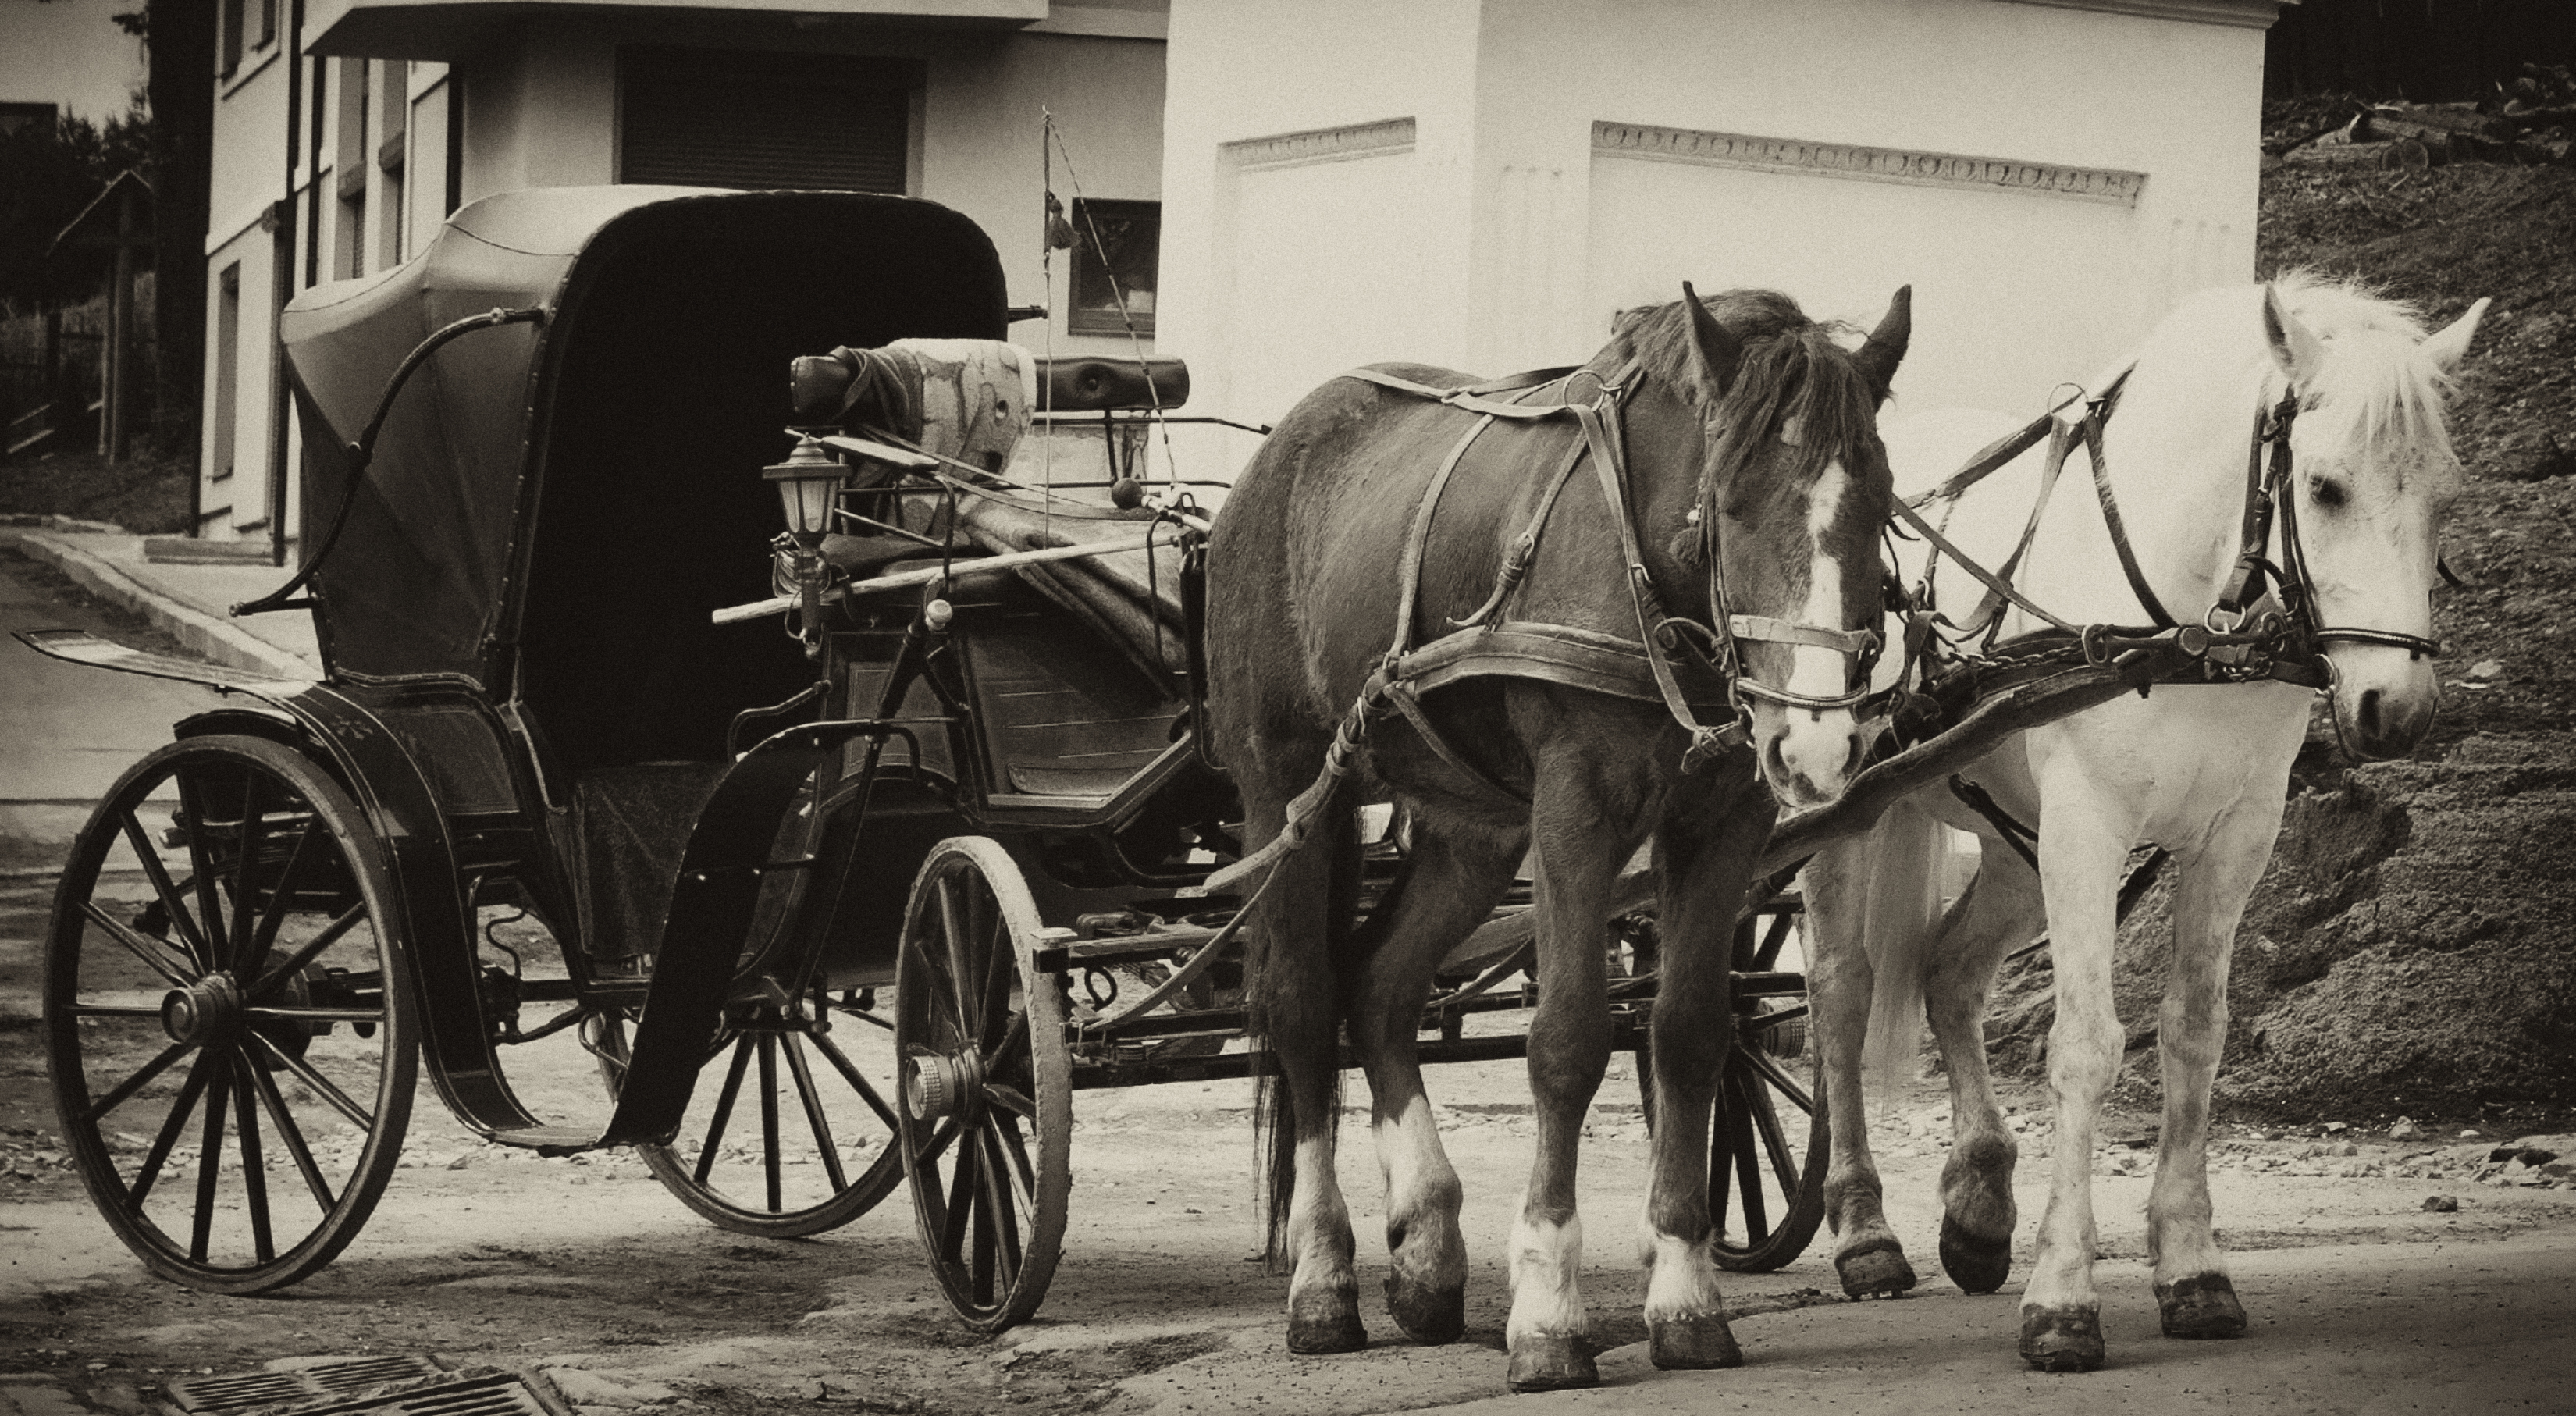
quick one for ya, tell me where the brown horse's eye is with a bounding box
[2309,476,2348,511]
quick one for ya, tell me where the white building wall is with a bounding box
[1162,0,2279,479]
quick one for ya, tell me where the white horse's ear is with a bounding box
[2262,284,2329,385]
[2421,297,2491,372]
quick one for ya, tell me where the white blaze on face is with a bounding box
[1788,461,1851,700]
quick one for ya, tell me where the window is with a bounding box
[617,47,918,193]
[379,62,408,269]
[219,0,244,77]
[254,0,276,49]
[334,59,368,279]
[1066,198,1158,336]
[212,264,240,480]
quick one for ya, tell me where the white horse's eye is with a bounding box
[2309,475,2349,511]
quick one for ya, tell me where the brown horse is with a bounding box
[1206,286,1908,1390]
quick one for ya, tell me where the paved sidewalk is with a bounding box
[0,525,320,679]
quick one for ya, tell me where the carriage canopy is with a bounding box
[281,187,1008,758]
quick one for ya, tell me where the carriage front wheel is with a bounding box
[43,735,418,1293]
[893,837,1072,1332]
[1710,905,1828,1272]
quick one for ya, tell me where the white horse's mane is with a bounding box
[2152,271,2461,484]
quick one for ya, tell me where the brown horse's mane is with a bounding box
[1611,288,1887,563]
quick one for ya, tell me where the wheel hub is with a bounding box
[907,1048,985,1122]
[161,973,244,1047]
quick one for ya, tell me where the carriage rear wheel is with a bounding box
[893,838,1072,1333]
[598,987,906,1239]
[43,735,417,1293]
[1710,906,1828,1273]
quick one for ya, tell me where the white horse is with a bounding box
[1801,273,2487,1372]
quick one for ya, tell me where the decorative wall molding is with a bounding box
[1990,0,2289,30]
[1222,117,1416,171]
[1591,122,2147,207]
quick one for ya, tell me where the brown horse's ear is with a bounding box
[1852,285,1912,404]
[1681,282,1742,400]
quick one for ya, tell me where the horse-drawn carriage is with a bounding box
[24,184,2478,1388]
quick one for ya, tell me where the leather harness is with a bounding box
[1201,359,1881,891]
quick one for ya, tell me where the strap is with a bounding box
[1379,678,1533,806]
[1889,496,2079,635]
[1728,614,1879,656]
[1452,436,1593,630]
[1343,366,1584,422]
[1391,414,1500,653]
[1951,418,2082,648]
[2084,404,2179,629]
[1574,399,1749,772]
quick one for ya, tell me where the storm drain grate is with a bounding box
[169,1358,449,1413]
[168,1361,571,1416]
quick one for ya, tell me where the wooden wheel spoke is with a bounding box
[121,809,212,967]
[82,1039,196,1125]
[808,1030,898,1133]
[175,770,232,975]
[977,916,1013,1054]
[694,1035,758,1186]
[976,1124,1022,1290]
[981,1010,1027,1077]
[993,1115,1037,1207]
[247,1031,372,1131]
[968,1126,998,1304]
[230,1062,276,1264]
[1725,1075,1767,1239]
[241,1050,336,1211]
[939,1137,977,1265]
[244,1006,381,1024]
[936,876,976,1037]
[130,1048,218,1207]
[226,768,267,972]
[758,1034,784,1213]
[80,901,196,991]
[1738,1046,1814,1113]
[1740,1069,1800,1190]
[981,1082,1035,1120]
[247,904,367,1002]
[238,817,318,984]
[190,1051,232,1262]
[1750,911,1797,970]
[902,930,963,1051]
[781,1035,849,1194]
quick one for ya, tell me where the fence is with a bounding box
[0,271,159,460]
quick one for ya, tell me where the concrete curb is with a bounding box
[7,531,321,681]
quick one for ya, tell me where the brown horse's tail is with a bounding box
[1247,801,1370,1274]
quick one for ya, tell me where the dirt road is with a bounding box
[7,1016,2575,1416]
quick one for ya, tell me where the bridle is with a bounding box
[1567,366,1889,770]
[2208,387,2443,664]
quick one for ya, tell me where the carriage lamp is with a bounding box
[764,436,847,539]
[764,436,847,652]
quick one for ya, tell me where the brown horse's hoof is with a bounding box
[1506,1334,1598,1393]
[1287,1290,1368,1354]
[1835,1238,1918,1300]
[2018,1306,2105,1372]
[2155,1273,2247,1339]
[1939,1214,2014,1295]
[1385,1275,1465,1345]
[1648,1312,1743,1370]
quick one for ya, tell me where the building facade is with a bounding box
[1156,0,2292,473]
[199,0,1166,543]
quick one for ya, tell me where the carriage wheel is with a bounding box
[1710,907,1828,1273]
[43,735,417,1293]
[598,986,906,1239]
[893,838,1072,1333]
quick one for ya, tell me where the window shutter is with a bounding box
[619,47,916,193]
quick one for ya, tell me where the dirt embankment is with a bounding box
[1985,160,2576,1122]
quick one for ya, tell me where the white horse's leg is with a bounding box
[2149,800,2281,1340]
[2018,753,2136,1372]
[1923,834,2047,1295]
[1347,823,1525,1344]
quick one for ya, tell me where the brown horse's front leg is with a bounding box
[1503,798,1633,1393]
[1637,777,1772,1371]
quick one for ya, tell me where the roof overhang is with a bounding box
[304,0,1069,60]
[1991,0,2295,27]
